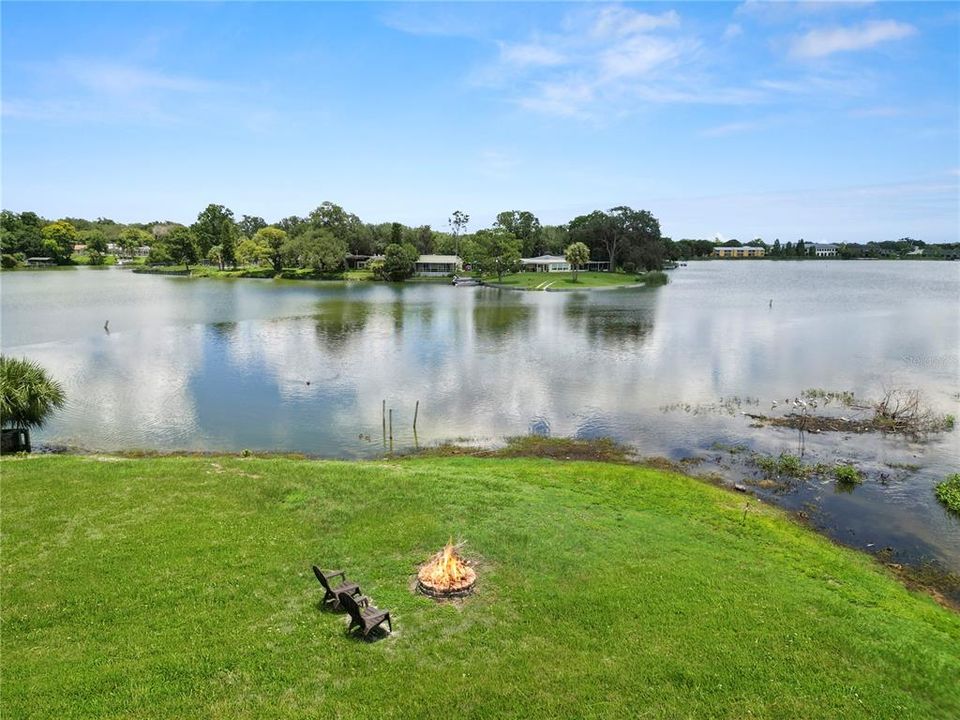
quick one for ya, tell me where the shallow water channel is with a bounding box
[2,262,958,578]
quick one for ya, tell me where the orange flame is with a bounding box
[418,541,476,592]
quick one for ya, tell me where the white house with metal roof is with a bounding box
[521,254,570,272]
[414,255,462,276]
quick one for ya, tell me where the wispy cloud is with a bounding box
[723,23,743,40]
[3,57,239,126]
[700,120,766,138]
[736,1,876,22]
[790,20,916,59]
[65,60,214,95]
[589,7,680,37]
[848,105,905,118]
[472,5,724,119]
[499,42,566,68]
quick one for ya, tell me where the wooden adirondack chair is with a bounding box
[338,591,392,638]
[312,566,361,607]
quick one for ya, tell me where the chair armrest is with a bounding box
[324,569,345,580]
[356,596,371,608]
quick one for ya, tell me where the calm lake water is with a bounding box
[2,263,959,574]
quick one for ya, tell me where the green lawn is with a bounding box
[491,270,641,289]
[2,454,958,718]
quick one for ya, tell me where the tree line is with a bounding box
[4,204,953,275]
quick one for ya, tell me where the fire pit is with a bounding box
[417,542,476,598]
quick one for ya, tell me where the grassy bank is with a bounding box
[2,454,958,718]
[489,270,642,290]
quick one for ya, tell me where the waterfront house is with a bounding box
[521,254,570,272]
[345,254,383,269]
[520,254,609,272]
[25,257,55,266]
[712,246,765,258]
[414,255,462,276]
[811,243,839,257]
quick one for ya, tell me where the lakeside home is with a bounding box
[345,254,382,269]
[521,254,609,272]
[521,254,570,272]
[713,246,765,258]
[812,243,839,257]
[414,254,462,276]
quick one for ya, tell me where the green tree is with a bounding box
[192,205,237,265]
[253,227,288,272]
[414,225,434,254]
[495,210,542,257]
[308,202,362,253]
[564,242,590,282]
[0,356,66,452]
[376,243,418,281]
[569,211,616,270]
[79,228,108,254]
[207,244,225,270]
[86,249,106,265]
[238,215,267,239]
[305,228,347,273]
[1,211,45,257]
[146,244,173,265]
[118,227,151,258]
[390,222,403,246]
[236,237,270,267]
[448,210,470,259]
[166,227,199,270]
[541,225,570,255]
[474,228,521,281]
[40,221,78,263]
[613,207,664,271]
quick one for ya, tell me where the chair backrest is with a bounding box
[312,565,331,592]
[337,591,363,624]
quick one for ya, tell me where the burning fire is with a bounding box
[417,541,476,593]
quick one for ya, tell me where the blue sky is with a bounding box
[2,1,957,242]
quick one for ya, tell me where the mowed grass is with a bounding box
[2,455,959,719]
[492,270,641,289]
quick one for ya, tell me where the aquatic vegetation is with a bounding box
[935,474,960,513]
[751,452,824,479]
[640,270,669,286]
[802,388,856,406]
[834,464,864,485]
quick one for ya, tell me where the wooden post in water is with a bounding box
[413,400,419,431]
[382,400,386,447]
[388,408,393,452]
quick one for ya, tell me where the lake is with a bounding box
[2,262,959,574]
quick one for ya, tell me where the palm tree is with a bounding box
[0,356,65,453]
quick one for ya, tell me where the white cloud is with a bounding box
[599,35,692,79]
[723,23,743,40]
[590,7,680,38]
[65,60,214,95]
[477,5,703,119]
[517,80,596,117]
[736,1,876,22]
[700,120,765,138]
[790,20,916,59]
[499,42,566,67]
